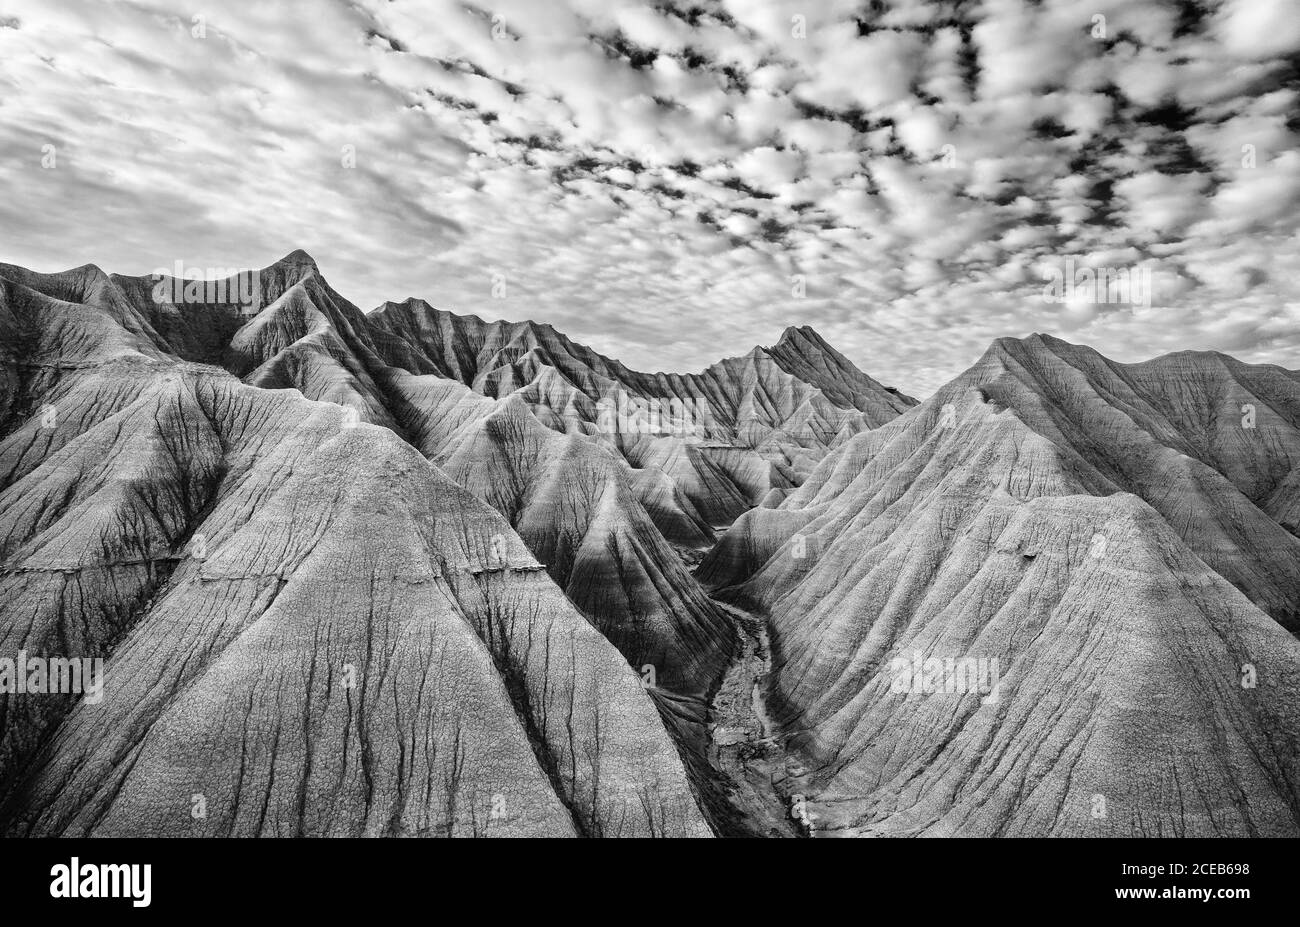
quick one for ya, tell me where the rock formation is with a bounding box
[0,261,715,836]
[702,335,1300,836]
[5,253,1297,839]
[370,297,916,522]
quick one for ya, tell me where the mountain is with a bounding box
[0,260,714,836]
[931,334,1300,629]
[0,251,915,837]
[104,256,742,697]
[701,334,1300,837]
[99,254,917,699]
[10,252,1294,840]
[369,299,917,522]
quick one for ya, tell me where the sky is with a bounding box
[1,0,1297,395]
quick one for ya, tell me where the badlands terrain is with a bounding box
[1,251,1298,837]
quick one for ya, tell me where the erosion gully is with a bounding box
[664,529,806,836]
[702,600,805,837]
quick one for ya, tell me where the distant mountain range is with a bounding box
[1,252,1297,837]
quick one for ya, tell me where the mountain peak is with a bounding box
[763,325,844,366]
[273,249,318,269]
[987,332,1092,361]
[757,324,918,417]
[245,249,322,302]
[772,324,836,353]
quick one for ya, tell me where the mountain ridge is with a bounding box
[697,333,1300,836]
[4,250,1299,838]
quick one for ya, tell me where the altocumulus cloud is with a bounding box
[0,0,1297,393]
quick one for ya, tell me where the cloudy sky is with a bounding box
[1,0,1297,394]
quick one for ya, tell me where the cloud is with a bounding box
[0,0,1297,397]
[1217,0,1300,59]
[1116,171,1212,237]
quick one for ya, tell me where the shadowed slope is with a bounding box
[435,396,734,696]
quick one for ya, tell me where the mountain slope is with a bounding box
[701,341,1300,837]
[928,334,1300,629]
[370,298,917,521]
[112,258,741,705]
[0,265,710,837]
